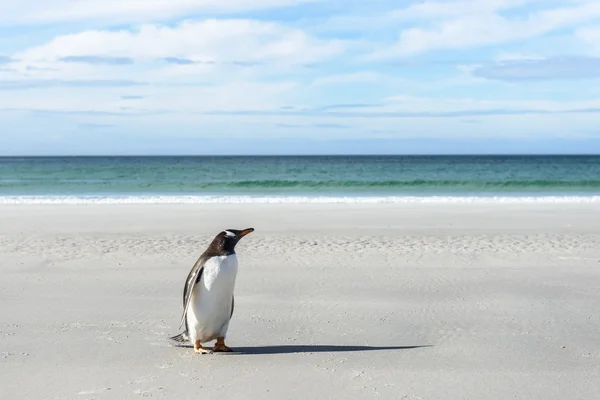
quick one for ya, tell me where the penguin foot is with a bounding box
[194,341,213,354]
[213,337,233,352]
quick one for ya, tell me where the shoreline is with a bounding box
[3,193,600,204]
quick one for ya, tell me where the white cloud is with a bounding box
[370,0,600,58]
[0,80,297,114]
[576,26,600,54]
[388,0,531,20]
[15,19,344,68]
[335,95,600,115]
[2,18,346,90]
[2,87,600,146]
[310,72,385,87]
[0,0,323,25]
[0,16,350,131]
[493,52,545,61]
[312,0,533,35]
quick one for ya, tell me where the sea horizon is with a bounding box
[2,154,600,157]
[2,155,600,204]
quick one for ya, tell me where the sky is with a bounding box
[1,0,600,155]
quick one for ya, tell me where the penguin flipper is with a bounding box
[179,258,205,329]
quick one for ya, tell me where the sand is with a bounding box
[1,204,599,399]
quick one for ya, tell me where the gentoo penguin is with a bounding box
[170,228,254,354]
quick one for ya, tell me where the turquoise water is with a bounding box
[1,156,600,203]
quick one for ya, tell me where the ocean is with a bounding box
[1,155,600,204]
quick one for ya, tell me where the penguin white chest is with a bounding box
[187,254,238,343]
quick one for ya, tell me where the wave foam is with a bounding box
[2,195,600,205]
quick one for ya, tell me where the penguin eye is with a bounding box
[224,230,235,238]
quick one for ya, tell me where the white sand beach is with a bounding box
[1,204,599,399]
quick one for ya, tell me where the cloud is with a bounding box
[162,57,261,66]
[275,122,347,129]
[26,65,58,71]
[78,123,116,129]
[319,103,381,111]
[163,57,196,65]
[472,57,600,81]
[60,55,134,65]
[369,0,600,58]
[313,123,346,129]
[275,123,302,128]
[0,55,13,64]
[198,95,600,118]
[311,0,528,34]
[377,96,600,116]
[0,0,324,25]
[22,91,594,120]
[17,20,345,66]
[203,107,600,118]
[312,0,533,36]
[388,0,531,20]
[24,109,168,116]
[577,27,600,54]
[121,95,145,100]
[3,19,345,92]
[0,80,297,115]
[229,60,264,67]
[310,72,384,86]
[0,79,146,90]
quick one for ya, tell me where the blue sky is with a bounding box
[1,0,600,155]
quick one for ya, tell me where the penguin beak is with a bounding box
[239,228,254,237]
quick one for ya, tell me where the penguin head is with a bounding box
[209,228,254,255]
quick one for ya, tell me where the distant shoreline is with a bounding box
[3,194,600,204]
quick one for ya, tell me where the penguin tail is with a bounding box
[169,331,189,343]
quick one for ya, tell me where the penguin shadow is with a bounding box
[173,344,432,355]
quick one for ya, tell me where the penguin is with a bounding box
[170,228,254,354]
